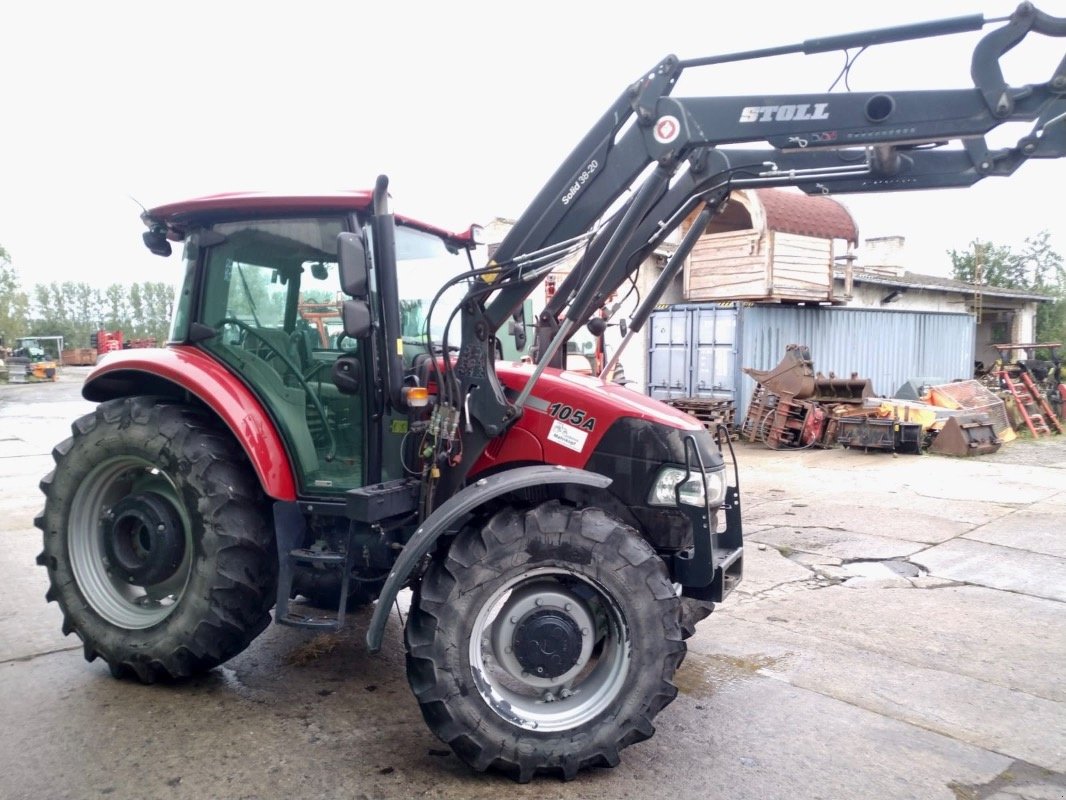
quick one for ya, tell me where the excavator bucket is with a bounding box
[812,375,874,404]
[928,416,1001,457]
[744,345,816,399]
[744,344,873,404]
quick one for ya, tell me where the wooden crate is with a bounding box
[685,229,837,303]
[61,348,97,366]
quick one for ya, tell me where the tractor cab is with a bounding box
[147,193,480,497]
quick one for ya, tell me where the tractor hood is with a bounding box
[470,362,715,475]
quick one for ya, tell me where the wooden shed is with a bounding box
[684,188,857,304]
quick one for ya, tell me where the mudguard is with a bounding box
[366,464,612,652]
[82,347,297,500]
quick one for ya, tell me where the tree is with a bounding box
[1018,232,1066,345]
[0,244,31,348]
[949,231,1065,346]
[135,281,175,343]
[103,283,129,331]
[949,241,1021,288]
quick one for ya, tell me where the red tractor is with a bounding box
[37,5,1066,781]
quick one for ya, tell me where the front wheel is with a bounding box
[36,397,277,682]
[405,501,684,782]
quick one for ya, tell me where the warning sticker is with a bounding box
[653,115,681,144]
[547,419,588,453]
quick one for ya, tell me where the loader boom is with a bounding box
[433,1,1066,500]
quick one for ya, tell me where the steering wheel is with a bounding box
[218,318,336,462]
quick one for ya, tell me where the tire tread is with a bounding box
[36,396,276,683]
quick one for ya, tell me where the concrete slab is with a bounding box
[964,510,1066,559]
[0,645,1018,800]
[731,544,816,600]
[737,444,1065,500]
[4,362,1065,796]
[748,502,973,544]
[694,617,1066,772]
[0,524,71,663]
[0,399,93,450]
[751,526,927,560]
[745,496,1014,533]
[721,584,1066,703]
[914,539,1066,603]
[0,473,50,518]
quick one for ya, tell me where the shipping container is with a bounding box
[648,304,975,424]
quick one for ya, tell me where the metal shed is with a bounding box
[647,304,975,423]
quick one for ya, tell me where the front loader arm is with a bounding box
[432,2,1066,502]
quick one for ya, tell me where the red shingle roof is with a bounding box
[754,188,858,245]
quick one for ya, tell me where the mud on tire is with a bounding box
[35,397,277,682]
[405,500,685,782]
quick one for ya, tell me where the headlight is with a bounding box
[648,466,726,508]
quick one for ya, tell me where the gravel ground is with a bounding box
[971,431,1066,467]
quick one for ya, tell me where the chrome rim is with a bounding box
[469,566,630,732]
[68,456,193,629]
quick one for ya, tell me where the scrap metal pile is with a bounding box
[739,344,1065,456]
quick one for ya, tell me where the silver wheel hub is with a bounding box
[69,457,193,629]
[471,567,630,732]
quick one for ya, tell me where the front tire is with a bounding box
[36,397,277,682]
[405,500,684,782]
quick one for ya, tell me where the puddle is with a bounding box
[675,651,787,699]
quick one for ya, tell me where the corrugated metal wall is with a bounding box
[648,304,975,423]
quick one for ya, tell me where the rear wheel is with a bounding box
[36,397,277,682]
[405,500,684,782]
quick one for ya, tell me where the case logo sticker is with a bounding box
[548,419,589,453]
[653,115,681,144]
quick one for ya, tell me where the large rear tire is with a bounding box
[405,500,684,782]
[36,397,277,682]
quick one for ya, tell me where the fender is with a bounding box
[82,346,297,501]
[366,464,612,652]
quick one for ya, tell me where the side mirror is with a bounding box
[342,299,372,339]
[338,232,369,297]
[508,311,527,351]
[142,229,172,257]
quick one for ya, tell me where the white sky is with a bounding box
[2,1,1064,290]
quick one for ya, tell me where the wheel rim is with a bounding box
[469,566,631,732]
[68,456,193,629]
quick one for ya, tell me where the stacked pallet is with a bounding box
[664,397,736,433]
